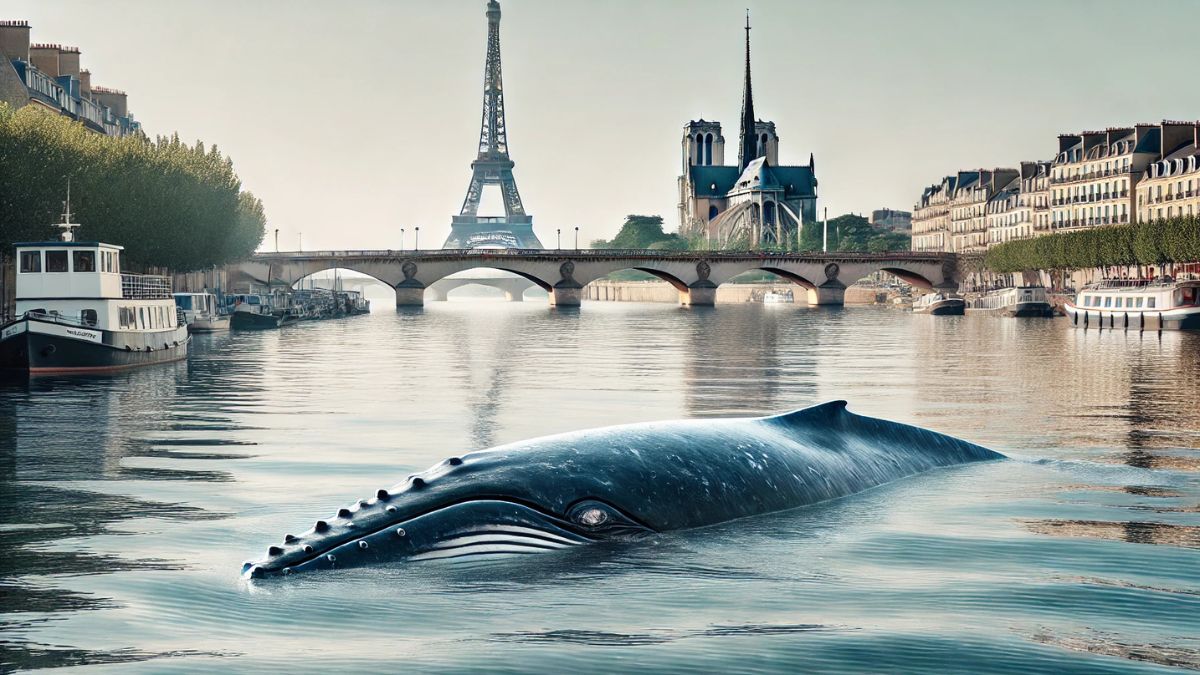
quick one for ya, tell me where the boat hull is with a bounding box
[914,299,965,315]
[967,302,1055,318]
[1064,303,1200,331]
[0,317,189,375]
[188,316,231,333]
[231,311,283,330]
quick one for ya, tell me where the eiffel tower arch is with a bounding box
[443,0,543,250]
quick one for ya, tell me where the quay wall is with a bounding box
[583,281,821,304]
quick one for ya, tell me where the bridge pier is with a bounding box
[680,282,716,306]
[806,283,846,306]
[549,286,581,307]
[504,290,524,302]
[427,287,449,302]
[395,284,425,307]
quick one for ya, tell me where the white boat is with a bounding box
[967,286,1054,317]
[173,292,230,332]
[763,289,794,304]
[912,292,965,315]
[1064,277,1200,331]
[0,200,189,374]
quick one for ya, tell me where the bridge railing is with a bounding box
[253,249,953,261]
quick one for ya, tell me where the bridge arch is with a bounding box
[422,265,553,291]
[289,265,395,291]
[879,267,935,290]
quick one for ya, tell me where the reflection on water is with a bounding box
[1,304,1198,673]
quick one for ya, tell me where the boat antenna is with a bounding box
[56,179,81,242]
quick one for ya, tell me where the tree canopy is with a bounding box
[0,102,265,271]
[984,218,1200,273]
[591,214,689,250]
[799,214,910,253]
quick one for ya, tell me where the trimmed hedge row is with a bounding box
[984,218,1200,273]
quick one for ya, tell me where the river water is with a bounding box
[2,295,1198,673]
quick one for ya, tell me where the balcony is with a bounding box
[121,274,173,299]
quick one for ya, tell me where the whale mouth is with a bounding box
[242,498,652,578]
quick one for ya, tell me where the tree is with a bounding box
[0,102,265,271]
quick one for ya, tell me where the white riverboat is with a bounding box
[967,286,1054,317]
[0,207,189,374]
[912,292,965,315]
[173,292,230,332]
[1064,278,1200,331]
[762,289,794,304]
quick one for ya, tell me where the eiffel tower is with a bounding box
[443,0,543,250]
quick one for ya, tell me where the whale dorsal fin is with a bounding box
[765,400,848,426]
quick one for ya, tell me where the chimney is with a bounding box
[57,45,80,79]
[1020,161,1038,180]
[91,86,127,118]
[1057,134,1081,154]
[0,19,30,62]
[1105,127,1133,148]
[1158,120,1194,158]
[79,68,91,98]
[29,42,60,77]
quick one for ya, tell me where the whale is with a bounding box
[241,401,1002,578]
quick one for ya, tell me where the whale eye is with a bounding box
[567,500,654,538]
[578,508,608,527]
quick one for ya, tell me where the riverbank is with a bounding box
[584,280,901,305]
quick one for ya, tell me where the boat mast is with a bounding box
[56,179,81,242]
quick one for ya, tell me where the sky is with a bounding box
[10,0,1200,251]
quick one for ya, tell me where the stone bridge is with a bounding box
[236,250,959,307]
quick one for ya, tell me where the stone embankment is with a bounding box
[583,281,901,305]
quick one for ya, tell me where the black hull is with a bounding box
[0,327,189,375]
[928,304,965,316]
[231,312,283,330]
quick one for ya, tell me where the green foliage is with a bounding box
[794,214,910,253]
[594,214,688,250]
[984,218,1200,273]
[0,102,265,271]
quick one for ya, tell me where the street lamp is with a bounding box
[274,228,279,253]
[415,227,420,250]
[400,228,405,251]
[299,232,303,252]
[574,226,579,250]
[556,228,561,249]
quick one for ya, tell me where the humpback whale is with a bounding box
[242,401,1001,578]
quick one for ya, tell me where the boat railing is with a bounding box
[122,273,174,299]
[22,309,96,329]
[1089,278,1176,290]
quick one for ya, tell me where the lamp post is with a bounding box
[400,228,405,251]
[414,227,420,250]
[574,226,579,250]
[274,228,279,253]
[556,228,561,249]
[299,232,303,252]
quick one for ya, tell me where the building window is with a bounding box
[19,250,41,273]
[73,250,95,273]
[45,250,68,273]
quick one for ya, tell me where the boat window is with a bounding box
[1124,297,1133,308]
[176,295,193,310]
[1136,297,1144,308]
[112,252,120,273]
[81,309,98,326]
[1104,297,1112,307]
[73,250,95,273]
[1147,297,1156,309]
[19,250,41,273]
[45,250,68,273]
[138,307,146,329]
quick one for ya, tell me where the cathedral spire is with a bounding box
[737,10,758,171]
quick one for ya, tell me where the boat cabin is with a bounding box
[14,240,178,333]
[1076,279,1200,312]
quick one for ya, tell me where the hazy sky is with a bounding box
[11,0,1200,250]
